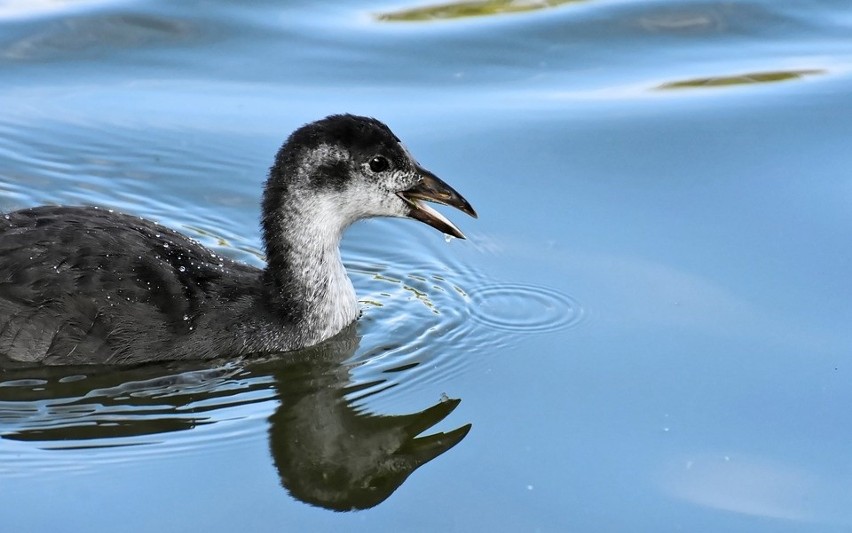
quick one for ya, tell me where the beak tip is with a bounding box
[458,199,477,219]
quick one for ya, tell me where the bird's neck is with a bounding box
[262,194,359,347]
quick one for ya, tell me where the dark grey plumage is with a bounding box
[0,114,475,365]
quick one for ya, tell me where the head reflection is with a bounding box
[256,325,470,511]
[0,324,470,511]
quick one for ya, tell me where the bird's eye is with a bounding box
[369,156,390,173]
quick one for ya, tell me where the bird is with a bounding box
[0,114,476,366]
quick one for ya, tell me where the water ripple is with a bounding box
[468,282,584,334]
[342,225,582,399]
[2,13,197,61]
[0,363,273,475]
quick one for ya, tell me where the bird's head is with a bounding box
[265,114,477,239]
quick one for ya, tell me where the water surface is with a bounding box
[2,0,852,531]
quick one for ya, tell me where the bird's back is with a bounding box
[0,206,262,364]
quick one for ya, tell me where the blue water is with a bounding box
[1,0,852,531]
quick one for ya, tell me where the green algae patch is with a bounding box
[376,0,587,22]
[657,69,825,90]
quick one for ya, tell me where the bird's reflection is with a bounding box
[0,325,470,511]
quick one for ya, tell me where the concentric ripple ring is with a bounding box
[468,283,584,334]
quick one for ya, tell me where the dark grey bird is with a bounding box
[0,114,476,365]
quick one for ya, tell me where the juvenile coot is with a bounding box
[0,114,476,365]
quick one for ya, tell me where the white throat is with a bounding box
[281,194,359,345]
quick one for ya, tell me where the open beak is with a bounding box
[397,168,477,239]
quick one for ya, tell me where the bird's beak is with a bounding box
[397,168,478,239]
